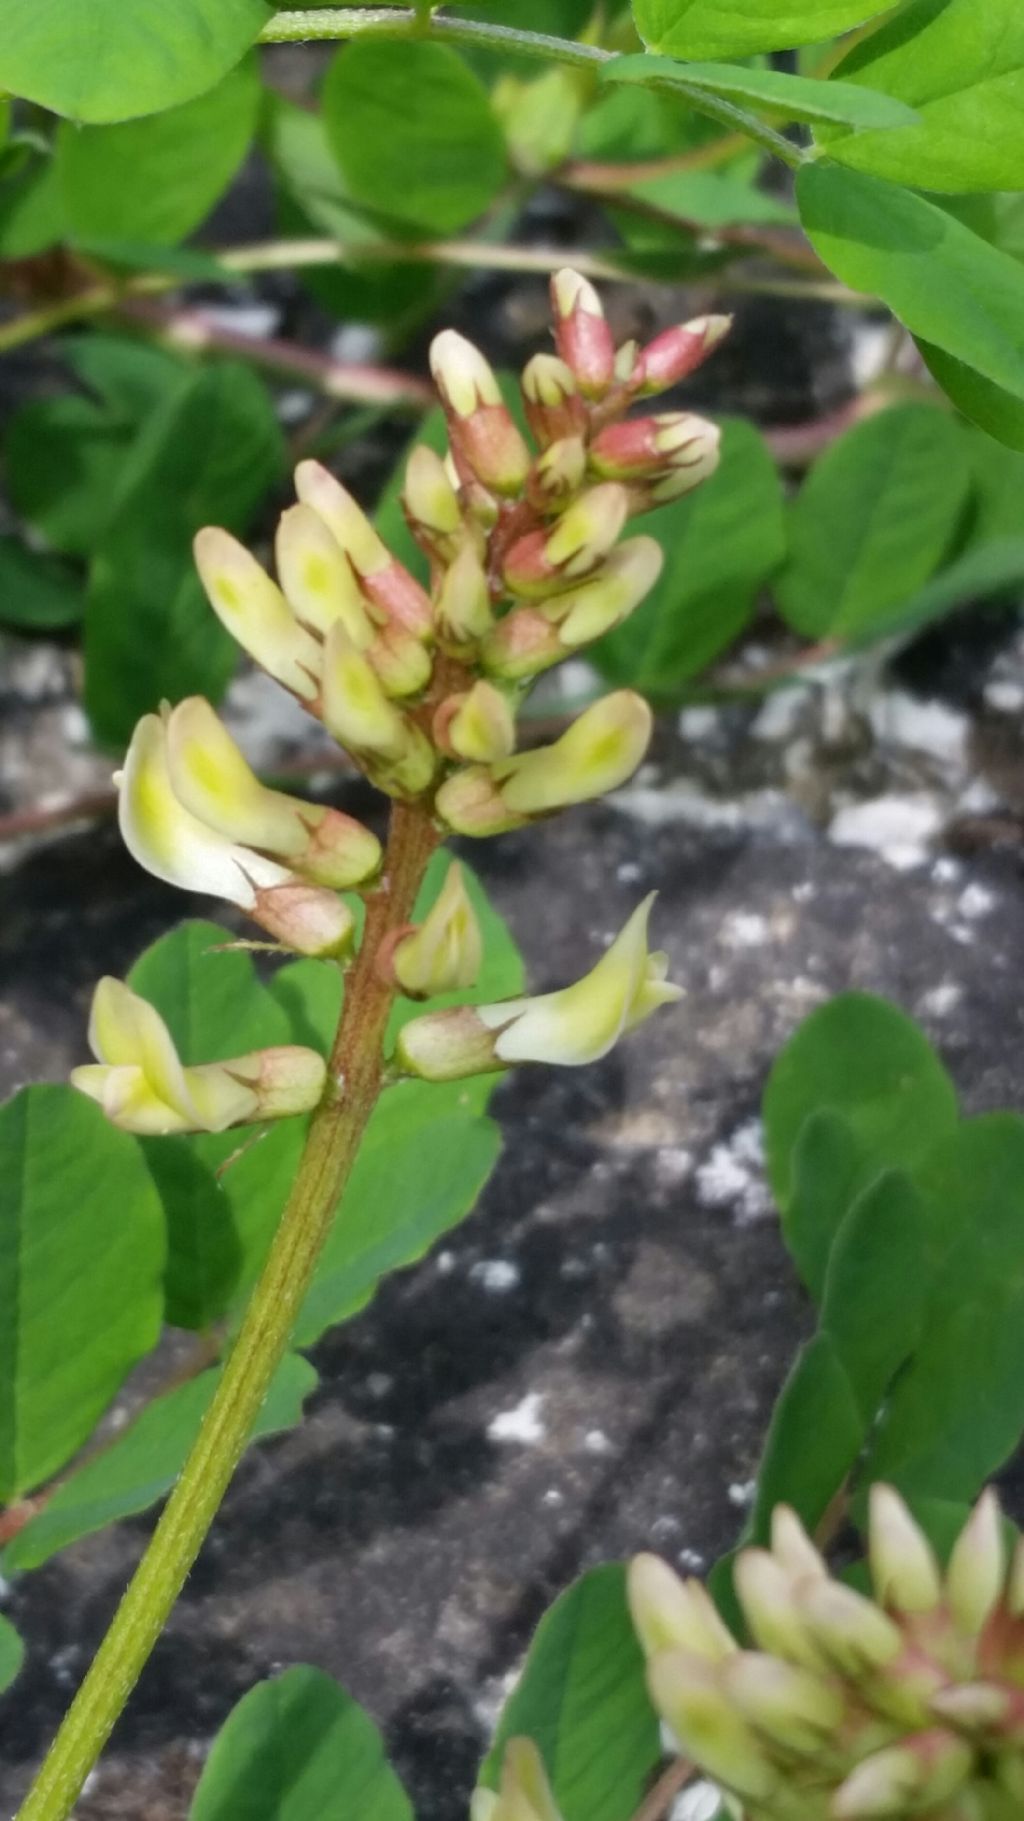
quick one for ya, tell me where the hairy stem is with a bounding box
[15,800,439,1821]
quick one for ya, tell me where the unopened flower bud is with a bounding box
[295,460,433,638]
[621,421,722,513]
[734,1551,824,1672]
[723,1653,844,1758]
[801,1580,903,1678]
[869,1487,943,1617]
[397,895,680,1079]
[435,681,516,764]
[71,977,327,1137]
[367,622,433,699]
[551,268,616,399]
[520,354,587,448]
[274,503,374,647]
[436,691,651,835]
[117,713,354,956]
[194,528,321,700]
[628,1555,736,1664]
[589,412,720,486]
[647,1654,779,1804]
[430,329,531,497]
[502,483,629,597]
[165,697,381,890]
[434,542,494,647]
[476,1740,562,1821]
[633,315,732,398]
[527,435,587,512]
[390,862,483,998]
[770,1506,828,1584]
[402,443,466,565]
[320,623,435,797]
[832,1731,973,1818]
[484,538,662,682]
[947,1489,1006,1637]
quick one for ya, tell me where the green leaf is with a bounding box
[633,0,895,58]
[749,1334,865,1541]
[322,40,507,236]
[190,1665,412,1821]
[84,361,284,746]
[858,537,1024,644]
[481,1565,660,1821]
[784,1110,879,1302]
[0,149,64,257]
[0,0,271,125]
[266,96,440,330]
[917,340,1024,453]
[619,166,798,229]
[796,165,1024,424]
[604,54,919,131]
[964,429,1024,545]
[824,0,1024,194]
[63,335,188,421]
[763,992,958,1213]
[819,1170,928,1421]
[56,58,260,246]
[0,1086,165,1501]
[0,537,82,631]
[858,1117,1024,1501]
[594,419,784,697]
[774,404,971,640]
[0,1616,23,1693]
[4,1355,316,1573]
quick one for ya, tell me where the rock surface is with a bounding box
[2,674,1024,1816]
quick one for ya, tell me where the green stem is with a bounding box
[258,8,805,169]
[15,801,439,1821]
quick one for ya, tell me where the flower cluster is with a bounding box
[74,273,726,1131]
[630,1486,1024,1820]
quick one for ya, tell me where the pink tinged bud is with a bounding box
[496,691,652,818]
[614,339,639,384]
[645,1653,779,1804]
[723,1651,845,1758]
[551,267,616,400]
[434,542,494,647]
[295,459,433,639]
[274,503,374,648]
[398,896,681,1079]
[869,1486,943,1617]
[367,623,433,699]
[831,1730,973,1818]
[946,1489,1006,1637]
[633,315,732,398]
[164,697,381,890]
[392,862,483,998]
[502,483,630,597]
[436,682,516,764]
[590,412,720,483]
[527,435,587,512]
[929,1681,1011,1735]
[429,329,530,497]
[117,713,354,956]
[402,443,465,565]
[484,540,663,681]
[628,1555,737,1664]
[71,977,326,1136]
[481,606,569,683]
[521,354,587,448]
[624,424,722,515]
[193,528,321,700]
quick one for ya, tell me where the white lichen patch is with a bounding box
[487,1392,546,1446]
[958,882,996,920]
[695,1120,771,1225]
[470,1259,521,1294]
[920,981,963,1019]
[828,793,944,870]
[868,690,968,770]
[719,911,770,950]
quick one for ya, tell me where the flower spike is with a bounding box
[72,977,325,1136]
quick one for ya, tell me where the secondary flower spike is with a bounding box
[388,861,483,998]
[71,977,325,1136]
[396,895,681,1080]
[118,713,355,957]
[629,1485,1024,1820]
